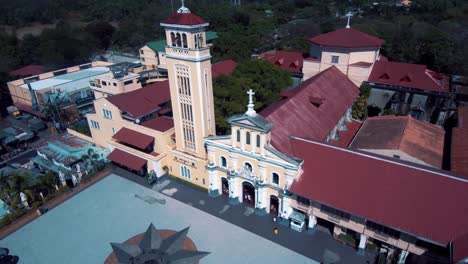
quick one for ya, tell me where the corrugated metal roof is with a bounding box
[350,116,445,168]
[113,128,154,150]
[309,28,384,48]
[260,66,359,156]
[290,137,468,246]
[107,149,147,171]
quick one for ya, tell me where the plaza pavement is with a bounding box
[114,167,378,264]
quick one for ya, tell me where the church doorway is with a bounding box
[221,178,229,196]
[242,181,255,207]
[269,195,279,216]
[367,105,381,117]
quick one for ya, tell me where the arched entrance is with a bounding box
[242,181,255,207]
[221,178,229,196]
[269,195,279,216]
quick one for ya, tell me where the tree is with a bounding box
[352,83,372,120]
[81,148,101,173]
[213,59,292,134]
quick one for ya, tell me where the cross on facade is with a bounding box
[246,89,256,116]
[346,12,352,28]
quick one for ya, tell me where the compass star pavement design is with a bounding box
[110,223,209,264]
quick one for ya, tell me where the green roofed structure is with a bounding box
[139,31,218,71]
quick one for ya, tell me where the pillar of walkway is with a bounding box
[308,214,317,229]
[358,234,368,252]
[398,250,409,264]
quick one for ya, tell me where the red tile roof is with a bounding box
[350,116,445,168]
[9,64,46,77]
[289,137,468,246]
[330,120,362,148]
[107,81,171,118]
[368,61,449,93]
[452,106,468,179]
[258,50,303,73]
[141,116,175,132]
[212,59,238,78]
[113,127,154,150]
[107,149,147,171]
[453,231,468,263]
[260,67,359,156]
[162,12,207,26]
[309,28,384,48]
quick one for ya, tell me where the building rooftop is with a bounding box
[260,67,359,156]
[107,149,147,171]
[290,137,468,248]
[20,67,110,91]
[113,128,154,150]
[107,81,171,119]
[350,115,445,168]
[9,64,46,77]
[258,50,303,73]
[309,28,384,49]
[452,106,468,179]
[141,116,174,133]
[212,59,238,78]
[161,12,207,26]
[368,60,449,93]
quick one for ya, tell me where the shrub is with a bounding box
[31,201,42,209]
[0,215,12,228]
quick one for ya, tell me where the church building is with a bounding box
[86,3,468,263]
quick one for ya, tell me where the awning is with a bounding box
[290,210,306,223]
[107,149,147,171]
[15,103,47,118]
[113,128,154,150]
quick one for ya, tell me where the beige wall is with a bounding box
[289,198,427,255]
[92,73,142,99]
[140,46,160,70]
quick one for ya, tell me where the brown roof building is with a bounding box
[350,115,445,168]
[452,106,468,179]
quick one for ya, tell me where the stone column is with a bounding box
[254,187,259,208]
[207,146,215,164]
[231,128,236,148]
[229,153,238,169]
[251,132,257,154]
[207,162,219,197]
[284,170,296,190]
[358,234,368,251]
[308,214,317,229]
[398,250,409,264]
[240,128,245,151]
[258,162,267,183]
[260,134,265,156]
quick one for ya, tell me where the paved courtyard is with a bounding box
[0,174,319,264]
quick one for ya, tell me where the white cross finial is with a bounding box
[246,89,256,116]
[346,12,352,28]
[177,0,190,13]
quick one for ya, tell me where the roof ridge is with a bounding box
[291,136,468,183]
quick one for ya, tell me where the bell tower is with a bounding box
[161,2,216,159]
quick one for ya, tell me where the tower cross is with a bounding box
[346,12,352,28]
[246,89,256,116]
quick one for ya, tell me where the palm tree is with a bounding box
[81,149,100,173]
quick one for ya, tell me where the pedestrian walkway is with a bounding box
[115,168,377,264]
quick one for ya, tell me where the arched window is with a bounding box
[176,33,182,47]
[171,32,176,47]
[272,173,279,185]
[220,156,227,168]
[182,33,188,48]
[256,135,261,148]
[236,130,240,142]
[244,162,253,172]
[246,131,251,145]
